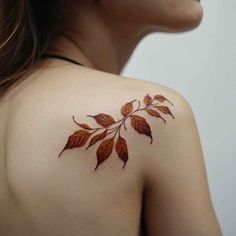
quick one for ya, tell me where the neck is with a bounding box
[46,3,148,74]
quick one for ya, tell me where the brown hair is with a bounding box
[0,0,65,97]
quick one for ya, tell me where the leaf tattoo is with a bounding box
[154,95,174,105]
[155,106,175,119]
[59,130,91,157]
[121,100,136,117]
[95,137,115,170]
[59,94,175,170]
[87,113,116,127]
[115,135,129,168]
[86,129,107,150]
[130,115,153,144]
[144,94,153,106]
[146,109,166,123]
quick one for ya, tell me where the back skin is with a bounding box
[0,60,222,236]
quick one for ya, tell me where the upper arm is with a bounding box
[141,92,222,236]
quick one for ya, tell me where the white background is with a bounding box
[123,1,236,235]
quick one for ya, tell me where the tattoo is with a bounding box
[59,94,175,170]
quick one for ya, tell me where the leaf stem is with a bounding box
[74,99,163,143]
[107,100,148,139]
[72,116,104,131]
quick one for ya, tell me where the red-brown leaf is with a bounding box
[130,115,153,144]
[72,116,93,130]
[87,113,116,127]
[115,136,128,168]
[154,95,173,105]
[121,99,136,116]
[86,129,107,150]
[155,106,175,119]
[143,94,153,106]
[95,137,114,170]
[78,123,93,130]
[146,109,166,123]
[59,130,91,157]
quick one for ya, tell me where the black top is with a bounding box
[40,53,84,66]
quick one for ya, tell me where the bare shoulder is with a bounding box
[6,63,203,177]
[99,74,221,236]
[9,64,193,161]
[7,64,192,173]
[3,66,222,235]
[110,76,223,235]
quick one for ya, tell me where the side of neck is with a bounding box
[46,3,147,74]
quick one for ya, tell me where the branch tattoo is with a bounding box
[59,94,175,170]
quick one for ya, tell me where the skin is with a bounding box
[47,0,203,73]
[0,0,223,235]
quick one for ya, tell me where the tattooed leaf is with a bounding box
[154,95,173,105]
[143,94,153,106]
[146,109,166,123]
[79,123,93,130]
[95,137,114,170]
[121,99,136,116]
[87,113,116,127]
[115,136,128,168]
[130,115,153,144]
[59,130,91,157]
[86,129,107,150]
[72,116,93,130]
[155,106,175,119]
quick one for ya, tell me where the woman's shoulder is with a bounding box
[5,64,196,164]
[2,64,201,198]
[7,62,191,111]
[6,63,194,137]
[6,65,197,167]
[39,63,192,109]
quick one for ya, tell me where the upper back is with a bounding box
[0,60,222,236]
[0,60,179,236]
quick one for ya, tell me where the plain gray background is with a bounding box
[123,1,236,236]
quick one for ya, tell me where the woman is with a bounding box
[0,0,222,236]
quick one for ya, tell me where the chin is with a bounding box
[164,3,204,32]
[178,4,204,32]
[147,2,204,33]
